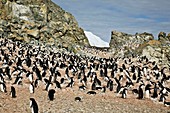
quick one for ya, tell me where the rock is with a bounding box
[158,31,166,40]
[26,29,39,39]
[109,31,154,49]
[109,30,154,57]
[109,30,170,65]
[0,0,89,51]
[167,33,170,41]
[158,32,170,45]
[142,45,169,65]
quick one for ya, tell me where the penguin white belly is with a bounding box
[29,84,34,93]
[28,75,33,83]
[47,84,51,91]
[145,90,150,98]
[0,84,4,92]
[30,101,34,113]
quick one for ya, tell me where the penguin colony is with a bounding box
[0,38,170,112]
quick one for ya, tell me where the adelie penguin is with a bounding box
[48,89,55,101]
[75,96,82,102]
[79,85,86,91]
[0,82,7,93]
[34,79,39,88]
[122,87,128,99]
[87,91,96,95]
[138,84,145,99]
[55,80,61,89]
[30,98,39,113]
[151,83,158,99]
[101,86,106,93]
[13,75,23,85]
[164,101,170,107]
[29,82,35,94]
[10,86,16,98]
[145,84,151,99]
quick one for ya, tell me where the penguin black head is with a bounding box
[30,98,39,113]
[48,89,55,101]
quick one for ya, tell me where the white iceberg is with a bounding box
[84,31,110,48]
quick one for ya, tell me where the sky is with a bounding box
[53,0,170,42]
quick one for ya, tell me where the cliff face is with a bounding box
[109,30,170,65]
[109,30,154,49]
[0,0,89,48]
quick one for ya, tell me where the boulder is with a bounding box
[109,30,154,57]
[158,31,166,40]
[26,29,39,39]
[109,30,154,49]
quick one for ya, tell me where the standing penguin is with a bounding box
[0,82,7,93]
[145,84,151,99]
[159,93,167,103]
[138,84,144,99]
[34,79,39,88]
[10,86,16,98]
[122,87,128,99]
[151,83,158,99]
[48,89,55,101]
[30,98,39,113]
[29,82,35,94]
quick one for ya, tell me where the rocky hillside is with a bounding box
[0,0,89,50]
[109,30,170,65]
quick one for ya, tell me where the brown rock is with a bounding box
[158,31,166,40]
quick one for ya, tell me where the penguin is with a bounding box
[45,81,52,91]
[151,83,158,99]
[138,84,144,99]
[0,82,7,93]
[25,56,31,67]
[79,85,86,91]
[145,84,151,99]
[94,77,101,86]
[91,82,96,90]
[30,98,39,113]
[48,89,55,101]
[29,82,34,94]
[13,75,23,85]
[10,86,16,98]
[164,101,170,107]
[122,87,128,99]
[132,73,137,81]
[33,66,42,80]
[0,73,5,83]
[109,80,113,91]
[60,78,65,84]
[75,96,82,102]
[42,70,47,77]
[43,78,50,85]
[115,78,121,93]
[81,75,87,86]
[5,66,12,80]
[34,79,39,88]
[87,91,96,95]
[55,80,61,89]
[26,72,33,83]
[159,93,167,103]
[101,86,106,93]
[66,77,74,88]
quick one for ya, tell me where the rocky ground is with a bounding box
[0,80,169,113]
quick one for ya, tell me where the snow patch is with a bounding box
[84,31,109,48]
